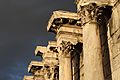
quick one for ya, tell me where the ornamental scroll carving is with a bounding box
[78,3,112,25]
[60,41,75,57]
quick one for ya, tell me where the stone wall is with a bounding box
[108,1,120,80]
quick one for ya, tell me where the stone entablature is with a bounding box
[28,61,44,74]
[35,41,58,55]
[47,41,58,53]
[23,76,34,80]
[47,41,57,50]
[47,10,83,46]
[46,10,83,80]
[76,0,117,7]
[35,41,58,66]
[35,46,46,56]
[56,25,82,45]
[28,61,45,80]
[43,51,58,66]
[28,61,58,80]
[32,41,59,80]
[47,10,81,34]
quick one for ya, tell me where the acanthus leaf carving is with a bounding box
[78,3,112,25]
[60,41,75,57]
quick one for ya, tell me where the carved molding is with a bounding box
[44,66,59,80]
[78,3,112,25]
[47,10,81,34]
[60,41,75,57]
[23,76,34,80]
[32,65,58,80]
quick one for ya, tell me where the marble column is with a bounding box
[60,41,73,80]
[78,3,112,80]
[59,55,65,80]
[64,53,72,80]
[83,22,104,80]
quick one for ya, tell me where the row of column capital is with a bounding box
[28,60,59,80]
[24,1,114,80]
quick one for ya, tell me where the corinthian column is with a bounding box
[61,41,74,80]
[64,56,72,80]
[78,3,112,80]
[59,53,65,80]
[47,10,83,80]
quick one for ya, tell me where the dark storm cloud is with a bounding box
[0,0,75,80]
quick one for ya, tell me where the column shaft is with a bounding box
[83,22,104,80]
[64,56,72,80]
[59,56,65,80]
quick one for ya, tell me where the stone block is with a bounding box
[112,51,120,71]
[112,67,120,80]
[111,41,120,59]
[110,4,120,40]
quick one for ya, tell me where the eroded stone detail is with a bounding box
[78,3,112,25]
[34,69,45,80]
[43,65,58,80]
[23,0,120,80]
[47,10,82,34]
[60,41,74,57]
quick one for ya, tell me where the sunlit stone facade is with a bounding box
[23,0,120,80]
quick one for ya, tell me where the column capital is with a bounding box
[43,65,59,80]
[78,3,112,25]
[60,41,75,57]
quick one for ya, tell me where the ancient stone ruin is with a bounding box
[23,0,120,80]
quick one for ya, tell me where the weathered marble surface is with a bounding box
[108,2,120,80]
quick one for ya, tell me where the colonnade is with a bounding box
[24,0,113,80]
